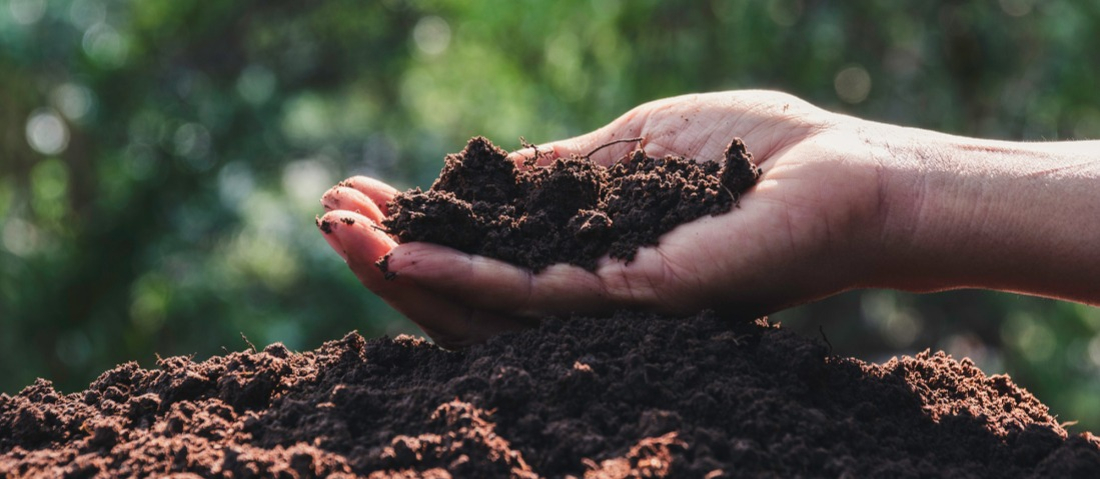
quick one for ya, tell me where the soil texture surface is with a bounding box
[3,312,1099,478]
[383,137,761,271]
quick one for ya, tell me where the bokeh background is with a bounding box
[2,0,1099,430]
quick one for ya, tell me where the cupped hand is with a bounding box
[318,90,888,348]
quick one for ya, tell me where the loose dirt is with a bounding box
[382,136,761,271]
[2,312,1098,478]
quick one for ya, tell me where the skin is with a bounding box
[317,90,1100,349]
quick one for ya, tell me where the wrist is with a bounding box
[869,124,1100,303]
[862,124,978,291]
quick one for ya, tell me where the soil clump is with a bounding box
[383,137,761,271]
[2,312,1099,478]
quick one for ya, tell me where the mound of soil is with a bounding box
[383,137,761,271]
[3,312,1099,478]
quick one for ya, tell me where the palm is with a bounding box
[599,139,873,316]
[318,91,877,348]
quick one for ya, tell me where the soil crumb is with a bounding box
[383,137,762,271]
[3,312,1098,478]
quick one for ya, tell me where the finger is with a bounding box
[317,210,392,265]
[506,134,639,169]
[317,210,531,348]
[336,176,401,216]
[506,114,646,168]
[321,186,386,223]
[385,242,628,317]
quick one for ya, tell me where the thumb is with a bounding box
[506,122,645,168]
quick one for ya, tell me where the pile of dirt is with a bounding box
[2,312,1099,478]
[382,136,761,271]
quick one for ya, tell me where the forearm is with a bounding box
[870,123,1100,304]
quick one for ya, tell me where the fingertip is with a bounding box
[506,149,533,168]
[508,146,560,169]
[316,213,348,261]
[510,134,640,168]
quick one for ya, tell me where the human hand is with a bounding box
[318,90,900,348]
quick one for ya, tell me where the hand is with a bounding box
[317,91,895,348]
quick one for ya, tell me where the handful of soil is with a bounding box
[383,137,761,271]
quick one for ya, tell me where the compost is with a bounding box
[2,313,1098,478]
[383,136,761,271]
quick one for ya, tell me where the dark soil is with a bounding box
[383,137,761,271]
[3,312,1099,478]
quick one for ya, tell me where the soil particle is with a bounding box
[317,217,335,234]
[383,137,762,271]
[376,254,397,280]
[3,312,1097,478]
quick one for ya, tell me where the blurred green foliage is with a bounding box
[1,0,1098,431]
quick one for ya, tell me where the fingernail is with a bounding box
[320,188,339,210]
[317,216,350,262]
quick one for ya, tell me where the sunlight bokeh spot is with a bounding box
[413,16,451,56]
[25,109,70,156]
